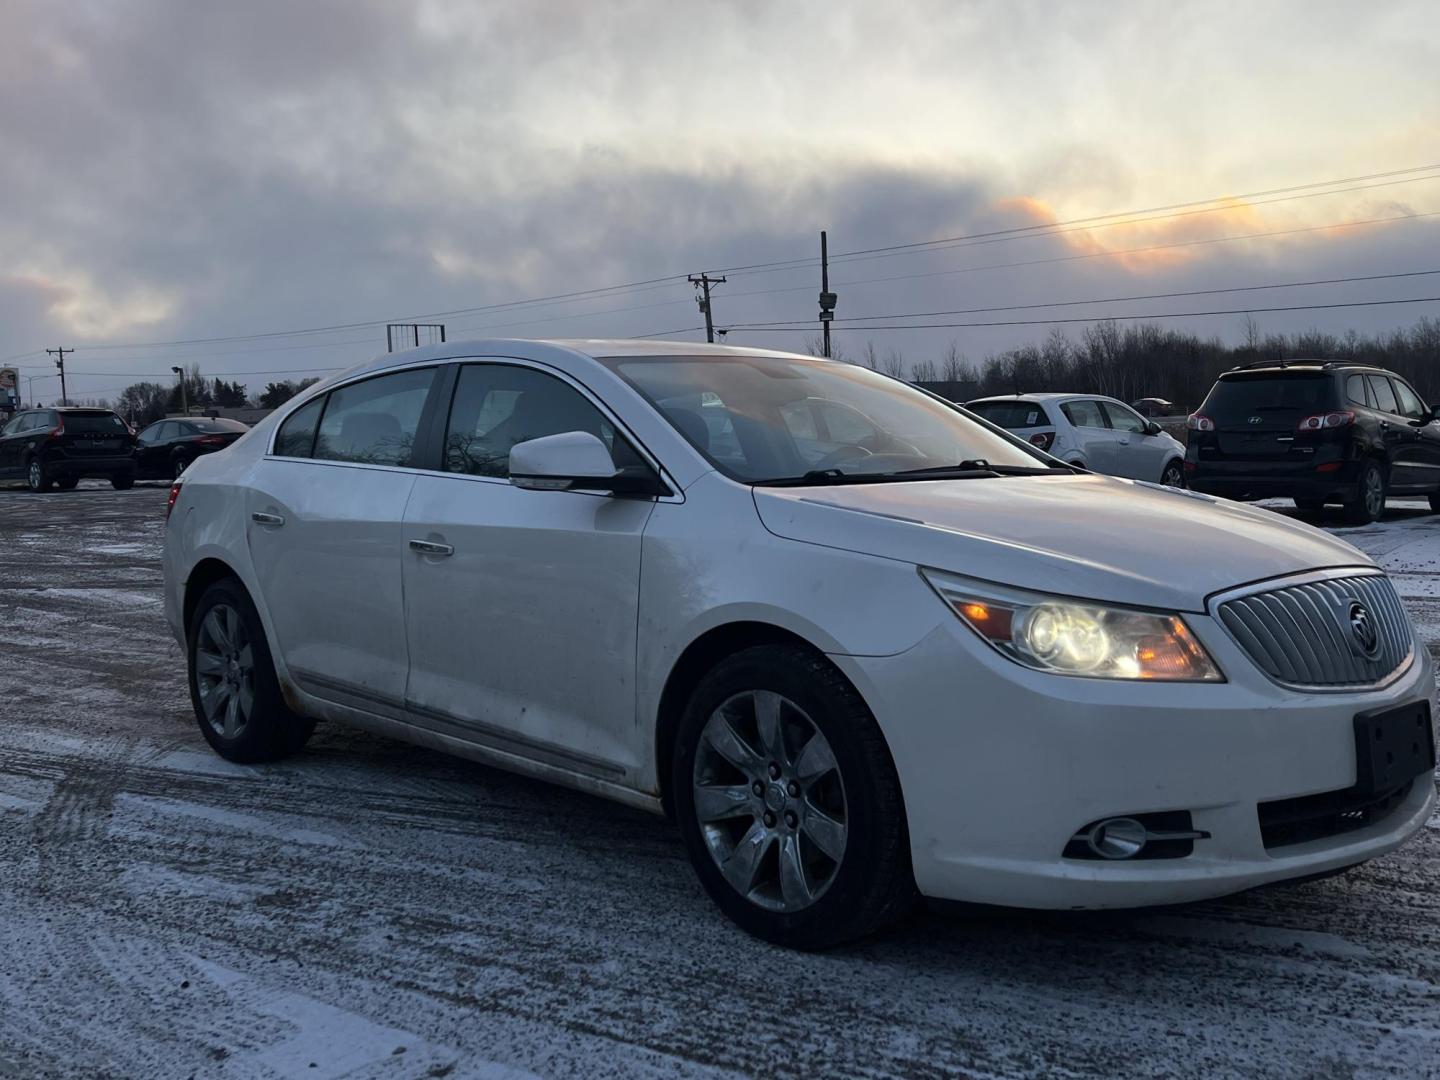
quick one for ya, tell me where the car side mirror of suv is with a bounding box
[509,431,666,496]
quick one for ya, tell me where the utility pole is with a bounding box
[688,273,726,343]
[818,231,837,358]
[171,365,188,416]
[46,347,72,405]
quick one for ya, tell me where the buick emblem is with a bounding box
[1347,600,1381,659]
[1247,416,1263,424]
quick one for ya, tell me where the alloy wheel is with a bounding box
[194,603,255,739]
[28,460,41,490]
[1161,462,1184,487]
[1365,467,1385,519]
[692,690,848,912]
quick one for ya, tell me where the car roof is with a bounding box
[1223,359,1390,376]
[968,392,1105,403]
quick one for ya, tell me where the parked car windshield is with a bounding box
[1201,372,1338,425]
[63,412,130,434]
[603,354,1049,482]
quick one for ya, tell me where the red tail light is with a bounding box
[1315,461,1344,473]
[196,435,226,446]
[165,481,182,522]
[1297,410,1354,431]
[1028,431,1055,451]
[45,422,65,440]
[1186,414,1215,432]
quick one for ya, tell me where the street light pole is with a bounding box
[171,366,188,416]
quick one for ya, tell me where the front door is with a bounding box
[401,361,656,783]
[0,413,34,477]
[245,367,440,707]
[1100,400,1170,481]
[1060,399,1118,473]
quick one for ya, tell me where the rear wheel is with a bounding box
[187,579,315,763]
[1159,460,1184,487]
[1293,497,1325,512]
[169,454,187,480]
[1342,460,1386,525]
[671,644,914,950]
[1430,492,1440,514]
[111,474,135,490]
[26,459,52,492]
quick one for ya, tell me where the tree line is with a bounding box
[811,315,1440,409]
[109,365,319,426]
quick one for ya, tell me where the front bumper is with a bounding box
[832,607,1436,909]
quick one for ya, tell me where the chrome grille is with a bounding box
[1216,573,1414,689]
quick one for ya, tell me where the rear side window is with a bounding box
[1061,400,1107,429]
[274,397,324,458]
[443,363,633,478]
[1345,375,1372,408]
[313,368,436,467]
[1366,375,1399,415]
[1392,379,1427,421]
[968,401,1047,428]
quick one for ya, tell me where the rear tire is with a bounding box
[1293,497,1325,512]
[1342,460,1386,525]
[169,455,187,480]
[671,643,915,950]
[111,474,135,490]
[1430,491,1440,514]
[26,458,52,492]
[187,578,315,763]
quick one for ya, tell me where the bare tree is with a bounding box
[881,348,907,379]
[862,341,880,370]
[941,341,969,382]
[910,358,939,381]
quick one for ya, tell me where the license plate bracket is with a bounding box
[1353,701,1435,795]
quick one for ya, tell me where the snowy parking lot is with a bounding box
[1,484,1437,1079]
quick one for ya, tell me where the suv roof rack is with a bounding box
[1227,359,1343,372]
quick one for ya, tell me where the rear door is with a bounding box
[135,421,174,477]
[401,360,656,781]
[0,412,34,476]
[1058,399,1117,472]
[245,367,441,707]
[1098,400,1169,480]
[1386,376,1440,491]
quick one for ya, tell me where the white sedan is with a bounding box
[163,340,1435,949]
[967,392,1187,486]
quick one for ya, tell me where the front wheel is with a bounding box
[1159,460,1185,488]
[187,578,315,763]
[1342,460,1386,525]
[671,644,914,950]
[26,459,52,492]
[1429,491,1440,514]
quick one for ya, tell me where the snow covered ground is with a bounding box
[1,484,1437,1079]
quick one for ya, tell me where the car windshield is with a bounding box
[602,354,1051,483]
[63,412,129,434]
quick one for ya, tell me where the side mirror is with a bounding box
[1145,421,1163,436]
[509,431,664,496]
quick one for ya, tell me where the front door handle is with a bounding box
[251,512,285,526]
[409,539,455,557]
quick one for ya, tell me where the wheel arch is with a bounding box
[653,620,866,818]
[183,556,245,637]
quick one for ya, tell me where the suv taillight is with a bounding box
[1028,431,1055,451]
[45,422,65,439]
[165,481,182,522]
[1186,414,1215,432]
[1297,410,1354,431]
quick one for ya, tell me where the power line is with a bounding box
[722,267,1440,328]
[720,295,1440,333]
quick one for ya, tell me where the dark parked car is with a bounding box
[0,407,138,491]
[1185,360,1440,523]
[1131,397,1176,418]
[134,417,249,480]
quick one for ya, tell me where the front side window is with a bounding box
[1061,400,1107,429]
[1099,402,1146,433]
[603,354,1046,482]
[313,368,435,467]
[443,363,634,478]
[1392,379,1428,421]
[137,423,162,446]
[1366,375,1399,415]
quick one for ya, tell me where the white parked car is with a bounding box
[164,340,1435,949]
[966,392,1187,486]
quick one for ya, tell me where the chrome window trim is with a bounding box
[1207,567,1416,693]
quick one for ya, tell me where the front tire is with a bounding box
[187,578,315,763]
[1342,460,1386,525]
[1159,460,1185,488]
[111,473,135,490]
[671,644,914,949]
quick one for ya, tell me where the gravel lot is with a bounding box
[1,483,1437,1079]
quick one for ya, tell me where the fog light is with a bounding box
[1084,817,1149,860]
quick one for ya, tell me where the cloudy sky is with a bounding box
[2,0,1438,404]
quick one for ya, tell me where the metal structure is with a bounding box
[688,274,726,343]
[46,346,71,405]
[818,231,837,358]
[386,324,447,352]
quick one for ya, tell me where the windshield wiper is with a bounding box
[889,460,1074,477]
[756,465,1001,487]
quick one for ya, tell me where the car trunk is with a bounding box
[56,412,133,456]
[1199,373,1340,461]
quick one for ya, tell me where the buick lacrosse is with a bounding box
[164,340,1436,948]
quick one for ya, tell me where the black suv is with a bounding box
[1186,361,1440,523]
[0,407,138,491]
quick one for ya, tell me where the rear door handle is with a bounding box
[251,512,285,526]
[409,539,455,557]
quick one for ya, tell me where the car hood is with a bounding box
[752,474,1373,612]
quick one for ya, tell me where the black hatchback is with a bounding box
[1186,361,1440,523]
[0,407,138,491]
[133,416,249,480]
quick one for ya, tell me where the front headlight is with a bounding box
[920,569,1222,682]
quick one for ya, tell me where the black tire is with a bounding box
[187,578,315,763]
[1293,497,1325,512]
[671,643,915,950]
[1430,491,1440,514]
[1342,460,1386,525]
[1159,460,1185,488]
[169,455,187,480]
[55,479,79,491]
[111,474,135,490]
[25,458,52,492]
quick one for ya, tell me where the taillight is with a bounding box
[1297,410,1354,431]
[1186,414,1215,432]
[196,435,226,446]
[45,423,65,440]
[165,481,182,522]
[1028,431,1055,451]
